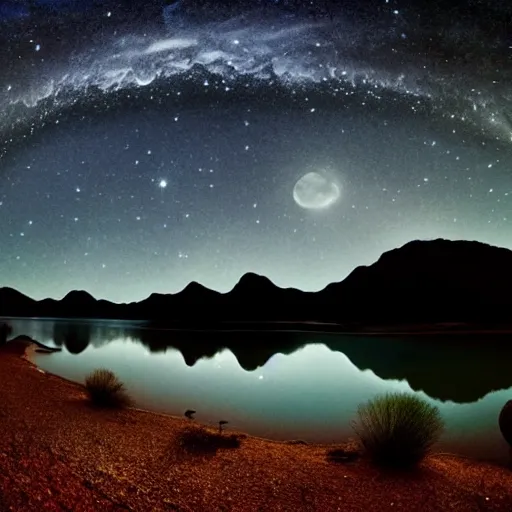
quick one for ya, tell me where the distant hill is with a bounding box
[322,238,512,324]
[1,239,512,326]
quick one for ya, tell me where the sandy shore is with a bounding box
[0,339,511,511]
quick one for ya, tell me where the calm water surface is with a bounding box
[4,317,512,464]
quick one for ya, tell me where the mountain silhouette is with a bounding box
[1,238,512,325]
[326,238,512,324]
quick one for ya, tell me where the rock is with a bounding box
[9,335,62,352]
[0,323,12,345]
[326,448,360,463]
[498,400,512,447]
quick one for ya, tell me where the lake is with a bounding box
[4,317,512,464]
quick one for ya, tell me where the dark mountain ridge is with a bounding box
[1,239,512,326]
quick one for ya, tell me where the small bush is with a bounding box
[84,368,133,408]
[177,426,241,456]
[352,392,444,468]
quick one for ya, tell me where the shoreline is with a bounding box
[22,342,512,459]
[5,315,512,337]
[1,339,511,511]
[22,340,340,447]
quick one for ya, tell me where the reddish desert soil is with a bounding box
[0,339,511,512]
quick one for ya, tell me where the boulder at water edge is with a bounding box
[498,400,512,446]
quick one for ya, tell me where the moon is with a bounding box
[293,172,341,210]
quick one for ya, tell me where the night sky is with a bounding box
[0,1,511,303]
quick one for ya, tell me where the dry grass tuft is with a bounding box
[353,392,444,468]
[176,425,242,456]
[84,368,133,409]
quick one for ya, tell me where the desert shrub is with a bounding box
[352,392,444,468]
[84,368,133,408]
[177,426,241,455]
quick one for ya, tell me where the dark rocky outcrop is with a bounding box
[0,322,11,345]
[8,335,62,352]
[499,401,512,447]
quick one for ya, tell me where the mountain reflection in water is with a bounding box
[39,320,512,403]
[4,317,512,463]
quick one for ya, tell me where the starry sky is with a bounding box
[0,1,511,303]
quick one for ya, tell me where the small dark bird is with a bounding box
[218,420,228,433]
[184,409,196,420]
